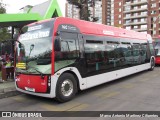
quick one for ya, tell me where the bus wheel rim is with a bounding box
[61,79,73,97]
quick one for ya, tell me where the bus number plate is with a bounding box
[25,87,35,92]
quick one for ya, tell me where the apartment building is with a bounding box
[65,0,102,23]
[103,0,160,38]
[148,0,160,38]
[66,0,160,38]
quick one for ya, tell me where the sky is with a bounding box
[1,0,66,16]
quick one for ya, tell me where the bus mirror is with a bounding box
[19,43,22,48]
[54,39,61,51]
[56,31,60,36]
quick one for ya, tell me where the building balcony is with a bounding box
[124,7,148,13]
[124,21,147,26]
[124,14,148,20]
[124,0,148,6]
[132,28,147,32]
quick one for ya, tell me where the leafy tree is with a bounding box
[67,0,99,22]
[0,0,11,42]
[0,1,5,13]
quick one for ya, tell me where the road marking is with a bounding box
[139,78,150,82]
[122,83,134,89]
[94,91,110,96]
[12,95,29,102]
[67,104,89,111]
[102,92,120,99]
[41,102,82,111]
[152,74,159,77]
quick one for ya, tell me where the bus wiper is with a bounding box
[27,66,45,79]
[29,44,35,57]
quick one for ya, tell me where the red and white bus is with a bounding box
[15,17,155,102]
[154,38,160,64]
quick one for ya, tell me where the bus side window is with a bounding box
[84,39,105,72]
[105,41,121,68]
[149,43,155,56]
[132,43,145,65]
[121,42,132,66]
[141,43,150,63]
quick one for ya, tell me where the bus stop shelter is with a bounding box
[0,0,62,80]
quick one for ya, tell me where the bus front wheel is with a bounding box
[56,73,77,103]
[149,58,155,71]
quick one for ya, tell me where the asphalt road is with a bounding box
[1,67,160,120]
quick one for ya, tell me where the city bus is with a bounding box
[15,17,155,102]
[154,38,160,64]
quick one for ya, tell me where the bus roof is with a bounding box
[28,17,150,40]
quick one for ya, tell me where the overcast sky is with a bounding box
[1,0,66,16]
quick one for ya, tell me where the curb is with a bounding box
[0,90,22,99]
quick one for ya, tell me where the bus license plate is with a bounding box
[25,87,35,92]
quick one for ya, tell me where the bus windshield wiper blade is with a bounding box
[27,66,45,78]
[30,67,45,79]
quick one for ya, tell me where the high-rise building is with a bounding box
[65,3,80,19]
[65,0,102,23]
[66,0,160,38]
[103,0,160,38]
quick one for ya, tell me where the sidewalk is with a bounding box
[0,79,21,99]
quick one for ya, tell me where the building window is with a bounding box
[134,6,138,9]
[141,11,147,15]
[119,20,121,24]
[153,24,156,28]
[133,26,138,29]
[119,2,121,6]
[126,26,131,30]
[111,22,114,26]
[134,13,138,16]
[134,19,138,22]
[151,3,156,8]
[119,8,121,12]
[111,10,114,14]
[141,18,146,22]
[141,5,147,8]
[141,25,147,29]
[151,10,156,14]
[153,17,157,22]
[118,15,121,18]
[126,14,130,17]
[125,6,130,11]
[126,20,131,23]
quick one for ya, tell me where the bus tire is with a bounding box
[149,58,155,71]
[55,73,77,103]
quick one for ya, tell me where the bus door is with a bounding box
[54,32,80,73]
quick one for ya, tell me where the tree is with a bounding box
[0,0,6,13]
[67,0,99,22]
[0,0,11,42]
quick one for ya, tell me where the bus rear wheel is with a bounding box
[56,73,77,103]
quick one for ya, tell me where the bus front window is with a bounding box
[16,21,54,74]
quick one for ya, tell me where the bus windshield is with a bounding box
[16,20,54,74]
[155,41,160,56]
